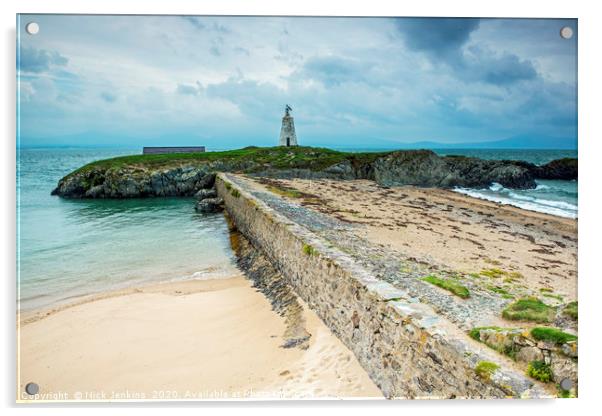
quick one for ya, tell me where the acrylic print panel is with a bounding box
[16,14,578,402]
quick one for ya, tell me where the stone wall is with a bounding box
[216,173,550,399]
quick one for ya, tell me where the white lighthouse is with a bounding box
[279,104,298,147]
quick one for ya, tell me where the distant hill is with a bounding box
[20,133,577,151]
[391,135,577,150]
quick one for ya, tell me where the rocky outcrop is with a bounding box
[193,177,223,213]
[194,188,217,200]
[374,151,538,189]
[534,158,578,180]
[195,197,224,213]
[52,166,215,198]
[373,150,454,187]
[51,147,577,199]
[471,326,578,394]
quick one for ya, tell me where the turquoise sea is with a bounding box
[432,149,578,219]
[17,147,577,311]
[17,147,239,311]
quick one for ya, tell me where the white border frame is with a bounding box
[3,1,600,415]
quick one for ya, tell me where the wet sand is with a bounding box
[18,276,382,401]
[260,178,577,301]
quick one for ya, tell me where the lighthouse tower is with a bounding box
[279,104,298,147]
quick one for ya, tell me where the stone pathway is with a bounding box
[225,174,521,331]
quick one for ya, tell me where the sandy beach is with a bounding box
[255,178,577,301]
[18,276,382,401]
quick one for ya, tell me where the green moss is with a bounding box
[480,268,505,278]
[230,189,240,198]
[475,361,499,381]
[505,347,517,361]
[557,385,576,398]
[224,182,232,190]
[564,301,578,320]
[469,326,504,341]
[422,275,470,299]
[302,244,317,256]
[542,293,564,302]
[266,185,303,198]
[469,326,520,359]
[487,285,512,296]
[530,327,577,344]
[502,297,556,323]
[527,360,553,383]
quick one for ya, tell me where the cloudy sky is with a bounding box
[17,15,577,149]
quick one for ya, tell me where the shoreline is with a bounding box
[17,263,241,323]
[17,271,245,326]
[19,275,382,400]
[451,182,577,219]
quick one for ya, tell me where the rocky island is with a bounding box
[51,146,577,199]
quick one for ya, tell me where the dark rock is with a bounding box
[85,185,105,198]
[197,173,216,189]
[484,163,536,189]
[373,151,537,189]
[373,150,454,187]
[195,197,224,213]
[323,160,354,177]
[443,156,536,189]
[535,158,577,180]
[281,335,311,349]
[194,188,217,200]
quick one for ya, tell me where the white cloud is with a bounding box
[17,15,577,147]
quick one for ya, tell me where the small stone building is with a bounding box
[279,105,298,147]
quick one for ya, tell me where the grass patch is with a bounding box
[564,301,578,320]
[530,327,577,344]
[65,146,392,179]
[475,361,499,381]
[527,360,553,383]
[230,189,240,198]
[422,275,470,299]
[302,244,318,256]
[224,182,232,190]
[502,297,556,323]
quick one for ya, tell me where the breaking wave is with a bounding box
[454,180,577,219]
